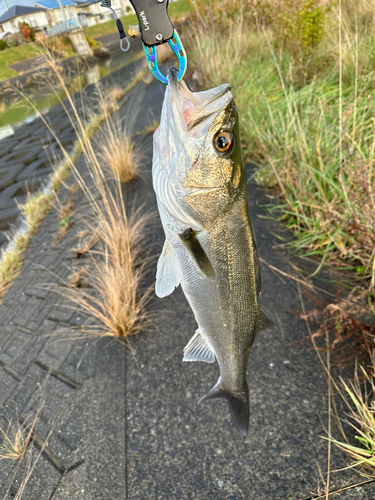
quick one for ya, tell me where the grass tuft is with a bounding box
[0,418,30,461]
[327,352,375,476]
[60,206,154,339]
[97,118,141,183]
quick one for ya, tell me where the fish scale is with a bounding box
[152,67,273,435]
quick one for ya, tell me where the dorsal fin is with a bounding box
[183,330,215,363]
[178,229,215,279]
[155,240,180,298]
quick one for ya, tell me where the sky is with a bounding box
[0,0,38,17]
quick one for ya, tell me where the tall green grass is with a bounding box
[186,0,375,296]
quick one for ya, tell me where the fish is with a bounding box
[152,67,273,435]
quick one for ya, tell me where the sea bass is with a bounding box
[152,67,273,435]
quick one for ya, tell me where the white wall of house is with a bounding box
[0,10,49,33]
[47,5,79,24]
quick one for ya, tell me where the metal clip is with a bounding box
[143,30,187,85]
[128,24,141,37]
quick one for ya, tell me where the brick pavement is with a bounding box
[0,53,145,248]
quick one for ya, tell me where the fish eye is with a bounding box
[214,132,233,154]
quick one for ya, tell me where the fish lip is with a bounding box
[167,66,180,96]
[167,66,231,118]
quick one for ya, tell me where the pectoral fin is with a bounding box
[183,330,215,363]
[155,240,180,298]
[178,229,215,279]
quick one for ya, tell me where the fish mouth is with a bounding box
[167,67,232,131]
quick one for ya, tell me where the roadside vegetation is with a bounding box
[97,116,142,183]
[186,0,375,305]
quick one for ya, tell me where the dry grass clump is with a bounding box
[69,264,90,288]
[22,192,54,234]
[0,232,32,297]
[328,351,375,476]
[295,289,375,368]
[68,211,152,339]
[58,193,154,339]
[53,198,74,245]
[73,229,98,259]
[97,118,141,184]
[0,417,33,462]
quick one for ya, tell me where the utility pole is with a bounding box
[57,0,68,21]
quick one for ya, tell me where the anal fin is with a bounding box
[183,330,215,363]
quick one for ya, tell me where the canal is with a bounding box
[0,35,143,140]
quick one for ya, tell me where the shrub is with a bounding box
[0,40,7,51]
[85,35,100,49]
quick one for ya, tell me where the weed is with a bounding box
[97,117,142,184]
[69,264,90,288]
[53,198,74,245]
[186,0,375,300]
[22,191,54,234]
[327,352,375,476]
[0,417,32,461]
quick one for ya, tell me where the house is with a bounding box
[0,5,49,38]
[75,0,132,25]
[33,0,79,24]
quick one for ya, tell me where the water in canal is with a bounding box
[0,37,143,141]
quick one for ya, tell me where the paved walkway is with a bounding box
[0,71,374,499]
[0,49,143,247]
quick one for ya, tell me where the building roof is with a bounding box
[33,0,76,9]
[0,5,46,24]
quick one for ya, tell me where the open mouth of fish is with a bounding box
[167,67,232,132]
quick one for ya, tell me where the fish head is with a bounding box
[153,67,245,229]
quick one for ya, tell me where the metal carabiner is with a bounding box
[143,30,187,85]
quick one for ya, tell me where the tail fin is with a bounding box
[198,379,249,436]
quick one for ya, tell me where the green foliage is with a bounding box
[44,35,75,58]
[0,43,44,65]
[85,35,100,49]
[271,0,331,60]
[186,0,375,293]
[0,65,18,81]
[0,40,7,51]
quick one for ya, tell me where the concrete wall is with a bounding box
[68,27,92,56]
